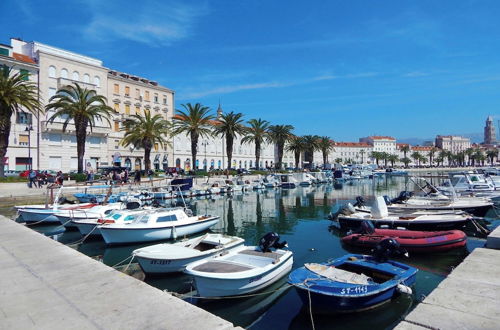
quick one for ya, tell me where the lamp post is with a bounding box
[25,125,33,170]
[201,140,208,171]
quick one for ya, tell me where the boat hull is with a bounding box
[100,217,219,245]
[338,216,470,231]
[189,254,293,297]
[72,221,101,236]
[388,204,491,217]
[17,209,62,224]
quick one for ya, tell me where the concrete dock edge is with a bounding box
[0,216,241,330]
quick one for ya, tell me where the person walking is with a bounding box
[28,170,36,188]
[147,169,154,181]
[134,170,141,185]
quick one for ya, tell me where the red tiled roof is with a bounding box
[397,143,409,147]
[335,142,371,148]
[12,52,36,64]
[368,136,395,140]
[411,146,433,151]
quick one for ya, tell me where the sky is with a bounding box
[1,0,500,142]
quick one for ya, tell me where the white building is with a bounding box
[330,142,372,164]
[435,135,471,153]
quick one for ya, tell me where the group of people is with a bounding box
[27,170,64,188]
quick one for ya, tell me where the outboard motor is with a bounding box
[391,191,412,204]
[358,220,375,235]
[353,196,366,208]
[340,203,356,216]
[383,195,392,205]
[372,238,406,262]
[259,232,288,252]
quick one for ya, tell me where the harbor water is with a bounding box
[1,175,499,329]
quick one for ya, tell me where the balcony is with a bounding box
[41,120,110,135]
[57,78,98,90]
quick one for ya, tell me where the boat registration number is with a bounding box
[150,260,171,265]
[340,286,368,295]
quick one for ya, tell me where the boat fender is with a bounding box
[396,284,412,295]
[172,226,177,240]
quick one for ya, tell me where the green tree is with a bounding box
[241,118,269,170]
[465,148,475,166]
[212,111,246,171]
[400,157,411,167]
[360,149,366,164]
[370,151,383,166]
[428,147,438,166]
[318,136,334,168]
[268,124,294,170]
[438,150,449,166]
[286,135,305,169]
[387,154,399,167]
[302,135,320,168]
[334,157,343,164]
[400,145,410,168]
[172,103,213,171]
[0,66,41,177]
[46,83,112,173]
[474,149,486,166]
[380,152,389,167]
[411,151,422,167]
[121,112,170,171]
[486,149,498,166]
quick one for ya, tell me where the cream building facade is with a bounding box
[435,135,471,153]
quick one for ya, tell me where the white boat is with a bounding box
[133,233,245,274]
[55,203,129,228]
[99,207,220,245]
[263,175,279,188]
[17,203,97,224]
[71,208,149,236]
[184,233,293,297]
[276,174,298,188]
[250,177,266,190]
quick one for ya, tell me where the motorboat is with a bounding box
[276,174,298,189]
[184,233,293,297]
[250,178,266,190]
[71,208,149,236]
[333,197,474,231]
[133,233,245,275]
[341,221,467,253]
[288,253,417,313]
[55,202,131,228]
[263,175,279,188]
[293,173,315,186]
[99,207,220,245]
[17,202,97,224]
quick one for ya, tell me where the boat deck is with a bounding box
[238,249,282,260]
[0,216,240,330]
[192,261,253,273]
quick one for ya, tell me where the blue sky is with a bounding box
[1,0,499,141]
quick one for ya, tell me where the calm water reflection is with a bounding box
[4,175,500,330]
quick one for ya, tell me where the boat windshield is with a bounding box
[134,215,149,224]
[111,213,123,220]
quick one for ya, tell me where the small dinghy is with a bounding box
[184,232,293,297]
[289,240,417,313]
[133,233,245,275]
[342,221,467,253]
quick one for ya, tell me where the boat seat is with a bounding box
[237,249,281,260]
[305,263,372,285]
[192,261,253,273]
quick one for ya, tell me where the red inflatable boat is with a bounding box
[342,227,467,253]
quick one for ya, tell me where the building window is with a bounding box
[94,76,100,87]
[20,69,29,81]
[115,139,120,149]
[154,143,159,151]
[16,112,32,125]
[135,106,140,115]
[60,68,68,79]
[125,86,130,96]
[19,135,29,146]
[145,91,150,101]
[83,74,90,83]
[145,109,150,116]
[154,94,158,103]
[114,84,119,94]
[114,122,120,132]
[125,104,130,115]
[72,71,79,81]
[48,66,56,78]
[135,88,140,98]
[163,97,167,105]
[113,103,120,112]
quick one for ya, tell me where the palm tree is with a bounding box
[302,135,320,168]
[475,149,486,166]
[400,145,410,168]
[465,148,475,166]
[121,112,170,171]
[486,149,498,166]
[380,152,389,167]
[0,67,41,177]
[411,151,422,167]
[400,157,411,167]
[387,154,399,167]
[268,124,294,170]
[46,83,112,173]
[438,150,449,166]
[241,118,269,170]
[172,103,213,171]
[318,136,334,168]
[212,111,246,171]
[428,147,438,167]
[286,136,305,169]
[370,151,383,166]
[360,149,366,163]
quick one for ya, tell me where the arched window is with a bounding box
[218,160,222,169]
[72,71,79,81]
[244,161,247,168]
[83,74,90,83]
[60,68,68,79]
[48,66,56,78]
[94,76,100,87]
[249,160,253,168]
[175,158,181,168]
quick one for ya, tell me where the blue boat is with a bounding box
[288,254,417,313]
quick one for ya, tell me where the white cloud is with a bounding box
[81,0,208,46]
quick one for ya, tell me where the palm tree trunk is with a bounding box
[226,135,233,170]
[323,151,327,168]
[76,122,87,173]
[0,112,11,177]
[276,142,284,170]
[255,141,260,170]
[144,147,151,171]
[190,132,198,171]
[294,151,300,169]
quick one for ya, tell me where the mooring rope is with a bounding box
[66,224,100,246]
[168,283,293,300]
[111,255,134,269]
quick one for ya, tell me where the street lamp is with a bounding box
[25,125,33,170]
[201,140,209,171]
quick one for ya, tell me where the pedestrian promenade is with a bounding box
[395,243,500,329]
[0,216,240,330]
